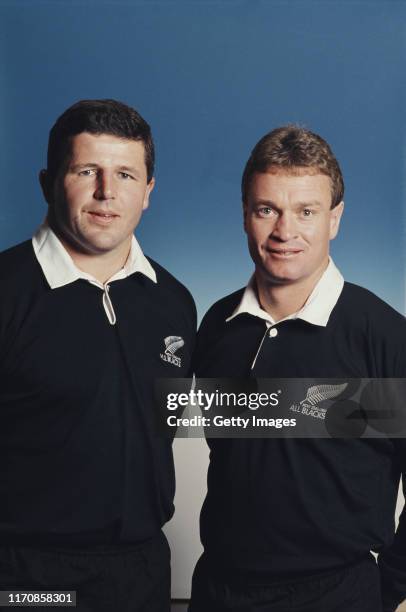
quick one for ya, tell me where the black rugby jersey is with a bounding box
[0,239,196,544]
[194,282,406,611]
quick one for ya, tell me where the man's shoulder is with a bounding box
[0,239,34,261]
[194,288,260,376]
[339,282,406,376]
[145,256,196,318]
[0,240,39,282]
[339,282,406,369]
[200,288,246,331]
[340,281,406,328]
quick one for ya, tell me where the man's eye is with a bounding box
[78,169,95,176]
[119,172,132,179]
[302,209,313,217]
[257,207,275,217]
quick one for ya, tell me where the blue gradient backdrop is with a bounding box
[1,0,405,317]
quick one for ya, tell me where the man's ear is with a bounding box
[39,169,53,205]
[142,176,155,211]
[243,201,248,233]
[329,201,344,240]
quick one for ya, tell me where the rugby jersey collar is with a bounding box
[32,223,157,289]
[226,258,344,328]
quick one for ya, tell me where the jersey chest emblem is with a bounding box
[160,335,184,368]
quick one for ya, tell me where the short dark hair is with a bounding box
[241,125,344,208]
[46,99,155,182]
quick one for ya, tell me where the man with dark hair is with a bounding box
[0,99,196,611]
[190,126,406,611]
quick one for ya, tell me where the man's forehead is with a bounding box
[63,132,146,165]
[69,131,144,151]
[250,168,331,188]
[247,168,333,206]
[258,165,327,178]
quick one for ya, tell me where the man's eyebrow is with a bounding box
[252,199,278,207]
[252,199,323,208]
[69,163,141,175]
[295,200,323,208]
[118,166,141,175]
[69,163,99,171]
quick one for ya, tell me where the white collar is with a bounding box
[32,224,157,289]
[226,258,344,327]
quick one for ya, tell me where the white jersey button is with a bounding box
[269,328,278,338]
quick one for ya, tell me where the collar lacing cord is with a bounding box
[251,324,272,370]
[102,284,117,325]
[87,279,117,325]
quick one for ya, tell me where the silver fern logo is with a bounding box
[160,336,184,367]
[290,383,348,420]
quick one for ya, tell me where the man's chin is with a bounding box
[60,232,123,257]
[79,240,122,257]
[256,265,301,286]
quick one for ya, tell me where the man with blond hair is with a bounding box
[190,126,406,612]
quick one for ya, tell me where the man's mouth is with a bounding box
[88,211,118,218]
[87,211,119,224]
[267,248,302,258]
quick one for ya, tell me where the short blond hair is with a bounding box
[242,125,344,208]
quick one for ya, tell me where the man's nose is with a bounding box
[94,171,116,200]
[271,212,296,241]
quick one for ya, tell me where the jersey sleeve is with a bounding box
[377,322,406,612]
[378,453,406,612]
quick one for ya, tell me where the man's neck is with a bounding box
[60,238,131,284]
[255,263,328,322]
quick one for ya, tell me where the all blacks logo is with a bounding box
[160,336,184,368]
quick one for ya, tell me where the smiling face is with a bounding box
[244,169,344,289]
[43,132,154,259]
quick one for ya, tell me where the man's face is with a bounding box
[43,132,154,256]
[244,170,343,287]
